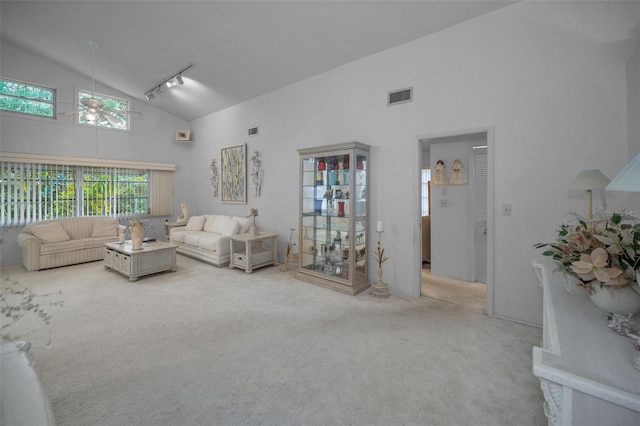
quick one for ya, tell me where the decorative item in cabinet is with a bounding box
[296,142,370,295]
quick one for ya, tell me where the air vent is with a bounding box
[388,87,413,106]
[248,126,259,136]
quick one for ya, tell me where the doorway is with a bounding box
[418,130,492,313]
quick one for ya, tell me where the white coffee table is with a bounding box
[104,240,177,281]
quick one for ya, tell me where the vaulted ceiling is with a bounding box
[1,1,517,121]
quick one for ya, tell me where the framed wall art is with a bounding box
[176,130,191,141]
[221,143,246,203]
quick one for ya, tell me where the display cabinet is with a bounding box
[295,142,370,295]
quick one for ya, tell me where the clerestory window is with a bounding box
[77,90,130,130]
[0,78,56,119]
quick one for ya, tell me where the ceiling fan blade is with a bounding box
[59,109,81,116]
[102,113,122,126]
[102,107,143,117]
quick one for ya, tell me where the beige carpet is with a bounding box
[421,264,487,313]
[1,256,545,426]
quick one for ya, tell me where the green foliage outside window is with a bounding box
[0,79,55,118]
[0,165,76,221]
[78,91,129,130]
[82,168,148,215]
[0,163,149,225]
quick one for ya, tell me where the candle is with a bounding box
[377,221,383,232]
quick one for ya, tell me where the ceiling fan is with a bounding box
[60,40,142,127]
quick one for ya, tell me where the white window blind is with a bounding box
[150,170,173,217]
[82,166,149,216]
[0,152,175,226]
[1,162,76,225]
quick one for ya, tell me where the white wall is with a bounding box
[626,30,640,209]
[188,1,637,326]
[0,41,192,265]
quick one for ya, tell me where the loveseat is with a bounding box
[169,214,253,266]
[17,217,125,271]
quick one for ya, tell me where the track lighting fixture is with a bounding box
[144,63,193,101]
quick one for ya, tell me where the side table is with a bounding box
[164,221,183,241]
[229,232,278,273]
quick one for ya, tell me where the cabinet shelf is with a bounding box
[296,142,370,296]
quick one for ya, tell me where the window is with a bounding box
[77,90,130,130]
[0,153,175,226]
[82,167,149,216]
[421,167,431,216]
[1,163,76,223]
[0,78,56,118]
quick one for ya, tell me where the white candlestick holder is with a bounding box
[370,230,390,298]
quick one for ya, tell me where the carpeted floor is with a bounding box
[421,263,487,313]
[1,255,545,426]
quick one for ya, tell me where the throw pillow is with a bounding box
[211,215,240,236]
[185,216,205,231]
[91,219,119,238]
[221,221,240,237]
[232,216,253,234]
[203,215,218,233]
[29,222,71,244]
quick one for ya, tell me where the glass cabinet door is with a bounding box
[297,143,369,295]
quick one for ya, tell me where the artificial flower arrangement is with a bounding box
[535,212,640,293]
[247,208,259,225]
[128,219,145,233]
[373,239,389,268]
[285,228,297,258]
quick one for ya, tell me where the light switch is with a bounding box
[503,203,512,216]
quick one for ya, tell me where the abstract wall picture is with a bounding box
[221,144,246,203]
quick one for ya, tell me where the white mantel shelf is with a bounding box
[533,272,640,426]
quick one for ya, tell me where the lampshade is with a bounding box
[569,169,610,220]
[606,151,640,192]
[568,169,610,190]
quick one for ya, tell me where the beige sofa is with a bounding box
[169,214,253,266]
[17,217,125,271]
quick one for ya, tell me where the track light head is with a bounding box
[144,63,193,100]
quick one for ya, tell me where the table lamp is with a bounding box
[606,151,640,192]
[569,169,610,219]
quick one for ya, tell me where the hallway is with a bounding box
[421,263,486,313]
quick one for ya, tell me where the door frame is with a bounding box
[414,126,494,316]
